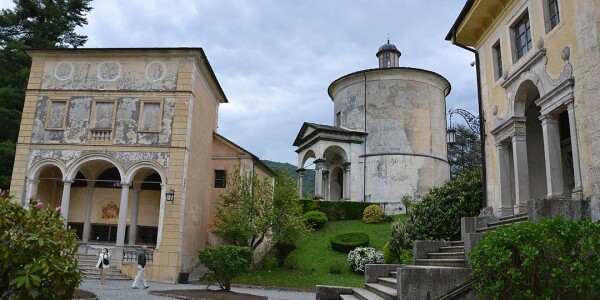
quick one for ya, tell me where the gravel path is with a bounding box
[79,279,316,300]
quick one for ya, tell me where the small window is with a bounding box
[214,170,226,188]
[91,100,115,129]
[335,112,341,126]
[46,99,68,130]
[513,13,532,60]
[545,0,560,32]
[492,41,503,80]
[383,53,391,68]
[139,101,162,132]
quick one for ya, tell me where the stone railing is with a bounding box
[89,128,112,141]
[122,247,154,264]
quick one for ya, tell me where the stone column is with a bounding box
[128,189,141,245]
[313,159,325,199]
[567,103,582,199]
[156,184,166,250]
[60,180,73,223]
[540,115,564,198]
[296,168,305,198]
[512,134,530,214]
[496,142,513,217]
[323,170,330,200]
[342,163,351,200]
[24,178,39,205]
[115,182,130,247]
[82,187,94,243]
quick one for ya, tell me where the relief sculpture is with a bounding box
[101,201,119,219]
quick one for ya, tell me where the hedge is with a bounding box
[299,200,375,220]
[330,232,370,253]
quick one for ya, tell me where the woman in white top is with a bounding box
[96,248,110,285]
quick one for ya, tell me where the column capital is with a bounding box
[120,182,131,188]
[511,134,527,142]
[539,113,559,123]
[62,180,74,185]
[495,142,510,149]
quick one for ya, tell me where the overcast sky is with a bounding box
[2,0,477,166]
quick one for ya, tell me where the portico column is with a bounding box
[115,182,130,247]
[323,170,330,200]
[342,163,351,200]
[540,115,564,198]
[128,189,141,245]
[296,168,305,198]
[60,180,73,223]
[314,159,324,199]
[82,187,94,243]
[512,134,530,214]
[156,184,166,249]
[496,142,513,217]
[567,103,582,198]
[24,178,39,205]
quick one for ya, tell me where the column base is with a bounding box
[571,188,583,200]
[498,206,513,217]
[527,198,590,221]
[514,202,528,214]
[313,195,323,200]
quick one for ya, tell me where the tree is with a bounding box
[0,193,82,299]
[448,124,482,179]
[0,0,93,190]
[214,166,309,253]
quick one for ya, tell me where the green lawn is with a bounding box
[234,215,407,289]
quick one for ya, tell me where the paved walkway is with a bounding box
[79,279,316,300]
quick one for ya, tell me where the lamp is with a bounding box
[165,189,175,203]
[446,128,456,146]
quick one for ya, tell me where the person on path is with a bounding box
[131,245,150,289]
[96,248,110,285]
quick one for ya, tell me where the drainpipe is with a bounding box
[451,29,487,208]
[363,73,368,202]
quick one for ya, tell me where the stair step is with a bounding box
[377,276,397,289]
[489,215,528,227]
[498,212,528,221]
[364,283,396,300]
[427,252,465,259]
[450,240,464,246]
[414,259,466,268]
[439,245,465,253]
[340,294,361,300]
[389,271,397,277]
[352,288,386,300]
[476,220,527,233]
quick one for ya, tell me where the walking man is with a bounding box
[131,245,150,289]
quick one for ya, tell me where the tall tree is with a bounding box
[448,124,482,179]
[0,0,92,189]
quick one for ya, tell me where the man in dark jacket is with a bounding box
[131,245,149,289]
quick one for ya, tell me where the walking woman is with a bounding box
[97,248,110,285]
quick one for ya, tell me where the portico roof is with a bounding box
[293,122,366,152]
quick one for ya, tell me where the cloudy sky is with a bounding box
[2,0,477,165]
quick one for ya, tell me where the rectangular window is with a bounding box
[335,112,341,126]
[214,170,226,188]
[139,101,162,132]
[546,0,560,32]
[137,226,158,244]
[492,41,503,80]
[91,100,115,129]
[46,99,68,130]
[513,13,532,60]
[383,53,391,67]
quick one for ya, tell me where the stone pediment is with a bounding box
[293,122,366,148]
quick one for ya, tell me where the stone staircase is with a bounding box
[317,212,531,300]
[77,253,129,281]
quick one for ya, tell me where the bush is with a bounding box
[304,210,328,229]
[299,200,373,220]
[273,242,296,268]
[328,260,345,274]
[383,242,399,264]
[389,169,482,257]
[0,195,82,299]
[470,217,600,299]
[330,232,370,253]
[363,204,384,224]
[198,245,252,291]
[347,247,383,273]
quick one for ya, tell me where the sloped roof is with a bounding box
[213,133,276,176]
[293,122,366,147]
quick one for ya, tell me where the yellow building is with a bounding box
[9,48,273,282]
[447,0,600,219]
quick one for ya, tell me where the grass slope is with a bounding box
[234,215,407,289]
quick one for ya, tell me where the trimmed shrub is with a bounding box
[470,217,600,299]
[0,196,82,299]
[198,245,252,291]
[330,232,370,253]
[347,247,383,273]
[363,204,384,224]
[389,169,482,257]
[299,200,373,220]
[303,210,328,229]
